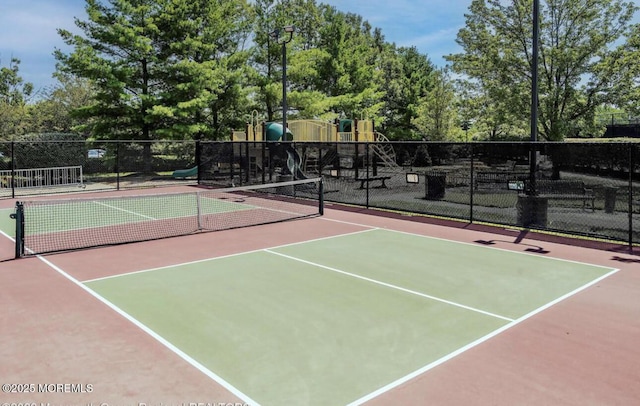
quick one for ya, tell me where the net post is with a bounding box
[318,178,324,216]
[12,202,24,258]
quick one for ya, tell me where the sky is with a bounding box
[0,0,473,95]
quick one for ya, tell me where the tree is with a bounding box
[413,68,456,141]
[251,0,327,121]
[447,0,638,140]
[314,7,384,120]
[378,45,435,140]
[616,23,640,116]
[0,58,33,139]
[251,2,388,123]
[56,0,166,144]
[55,0,252,147]
[27,73,96,134]
[453,79,526,140]
[52,0,440,144]
[154,0,253,139]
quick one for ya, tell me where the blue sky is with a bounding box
[0,0,472,94]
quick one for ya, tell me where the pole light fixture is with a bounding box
[270,26,295,139]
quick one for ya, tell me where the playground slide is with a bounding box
[286,147,308,180]
[267,122,308,179]
[172,166,198,179]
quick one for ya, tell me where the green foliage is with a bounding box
[13,1,445,141]
[378,46,435,140]
[11,0,637,145]
[55,0,253,141]
[0,58,33,139]
[447,0,639,141]
[413,69,456,141]
[616,23,640,116]
[4,0,640,145]
[13,133,85,169]
[27,73,96,135]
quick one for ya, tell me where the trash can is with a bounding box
[425,171,446,199]
[516,195,548,227]
[604,186,617,214]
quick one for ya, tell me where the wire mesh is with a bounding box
[15,177,323,256]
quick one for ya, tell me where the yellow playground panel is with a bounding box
[233,119,377,142]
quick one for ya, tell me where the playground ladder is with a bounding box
[372,132,400,170]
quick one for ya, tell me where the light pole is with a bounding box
[270,26,295,140]
[529,0,539,196]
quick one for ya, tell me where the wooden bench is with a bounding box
[358,176,391,189]
[524,180,595,211]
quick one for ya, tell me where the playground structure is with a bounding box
[229,119,399,182]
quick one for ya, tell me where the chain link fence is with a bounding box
[0,140,198,198]
[2,139,638,246]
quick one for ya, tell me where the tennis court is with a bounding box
[1,182,639,406]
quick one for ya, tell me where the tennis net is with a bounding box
[13,177,323,257]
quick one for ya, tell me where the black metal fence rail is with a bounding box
[1,140,638,246]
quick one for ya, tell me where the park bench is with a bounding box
[358,176,391,189]
[524,179,595,211]
[474,171,528,189]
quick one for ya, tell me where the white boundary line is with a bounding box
[346,267,620,406]
[92,200,157,220]
[39,255,261,406]
[2,230,260,404]
[0,228,260,406]
[0,230,14,245]
[264,249,514,322]
[82,228,378,283]
[320,216,616,270]
[1,217,623,405]
[0,225,260,406]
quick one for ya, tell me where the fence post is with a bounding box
[354,119,360,180]
[115,142,120,191]
[629,145,634,249]
[10,141,15,199]
[469,144,474,223]
[195,140,201,185]
[319,178,324,216]
[262,140,266,184]
[365,142,370,209]
[230,142,235,185]
[245,141,250,184]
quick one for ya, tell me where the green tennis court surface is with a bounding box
[84,228,614,406]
